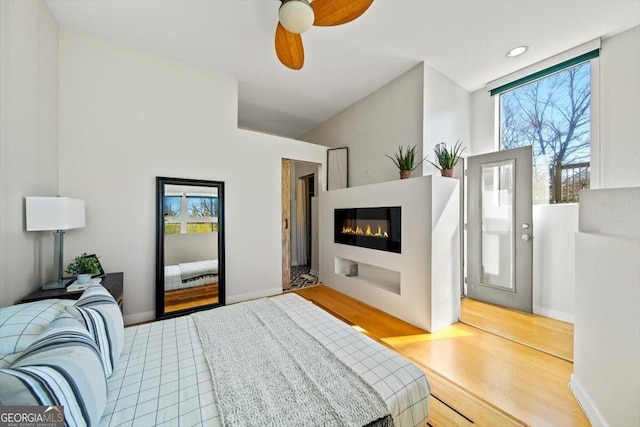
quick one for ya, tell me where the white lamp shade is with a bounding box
[279,0,314,34]
[26,197,86,231]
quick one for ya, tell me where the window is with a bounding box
[187,196,217,218]
[497,54,595,204]
[163,196,181,217]
[164,193,218,234]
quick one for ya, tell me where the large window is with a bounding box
[498,58,593,204]
[164,193,218,234]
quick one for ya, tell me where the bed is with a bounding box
[164,259,218,291]
[0,287,430,427]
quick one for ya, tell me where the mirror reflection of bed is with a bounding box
[163,184,220,313]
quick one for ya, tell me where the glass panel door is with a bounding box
[481,160,515,291]
[467,146,532,313]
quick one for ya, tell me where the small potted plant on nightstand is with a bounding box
[428,140,466,177]
[385,145,428,179]
[66,253,101,285]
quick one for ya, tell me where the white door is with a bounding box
[467,146,533,312]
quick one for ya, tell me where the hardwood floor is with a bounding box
[460,297,574,361]
[164,284,219,313]
[293,285,588,427]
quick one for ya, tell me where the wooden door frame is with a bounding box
[282,159,291,290]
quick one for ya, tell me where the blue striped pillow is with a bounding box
[0,300,73,357]
[69,284,124,378]
[0,310,107,427]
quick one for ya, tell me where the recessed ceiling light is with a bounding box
[506,45,528,58]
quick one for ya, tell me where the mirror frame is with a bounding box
[155,176,225,319]
[327,147,348,190]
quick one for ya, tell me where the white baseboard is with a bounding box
[569,374,607,427]
[124,310,155,326]
[227,287,282,304]
[533,305,574,324]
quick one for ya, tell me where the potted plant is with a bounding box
[385,145,428,179]
[66,253,101,285]
[428,140,466,177]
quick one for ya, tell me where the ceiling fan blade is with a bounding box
[275,22,305,70]
[311,0,373,27]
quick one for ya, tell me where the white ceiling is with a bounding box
[45,0,640,139]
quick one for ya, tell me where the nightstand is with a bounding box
[20,272,124,312]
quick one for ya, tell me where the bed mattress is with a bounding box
[164,261,219,291]
[163,265,182,291]
[99,293,429,427]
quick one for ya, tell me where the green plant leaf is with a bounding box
[66,252,101,275]
[428,139,466,170]
[385,144,428,171]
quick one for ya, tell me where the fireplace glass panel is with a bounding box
[334,207,401,253]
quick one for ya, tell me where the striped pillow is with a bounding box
[0,310,107,427]
[70,284,124,377]
[0,300,73,357]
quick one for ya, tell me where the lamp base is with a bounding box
[40,278,73,290]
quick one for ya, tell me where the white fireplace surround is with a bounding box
[319,175,460,332]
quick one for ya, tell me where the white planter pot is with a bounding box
[77,274,92,285]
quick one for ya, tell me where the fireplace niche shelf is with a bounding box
[335,257,400,295]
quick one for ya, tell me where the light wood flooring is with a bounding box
[460,297,574,361]
[293,285,588,427]
[164,283,219,313]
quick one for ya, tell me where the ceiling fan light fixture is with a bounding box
[279,0,314,34]
[506,45,528,58]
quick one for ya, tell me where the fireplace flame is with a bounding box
[341,224,389,238]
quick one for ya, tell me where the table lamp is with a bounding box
[25,197,86,290]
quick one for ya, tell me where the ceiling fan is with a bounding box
[275,0,374,70]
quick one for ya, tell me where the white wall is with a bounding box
[164,233,218,266]
[0,0,59,308]
[422,65,472,176]
[300,64,425,186]
[571,187,640,427]
[58,28,328,324]
[299,61,472,182]
[572,232,640,427]
[468,26,640,322]
[470,89,496,156]
[532,204,578,322]
[600,26,640,189]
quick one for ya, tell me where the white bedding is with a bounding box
[164,260,218,291]
[99,293,430,427]
[163,265,182,291]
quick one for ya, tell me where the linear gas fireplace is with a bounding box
[334,207,401,253]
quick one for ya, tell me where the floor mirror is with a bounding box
[156,177,225,319]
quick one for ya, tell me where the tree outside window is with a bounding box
[500,62,591,204]
[164,194,218,234]
[187,196,218,218]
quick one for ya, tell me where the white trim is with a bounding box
[590,56,602,189]
[569,374,608,427]
[124,310,155,326]
[486,39,601,92]
[226,287,283,304]
[493,96,500,150]
[533,304,574,324]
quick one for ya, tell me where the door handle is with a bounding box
[521,234,531,241]
[285,219,289,230]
